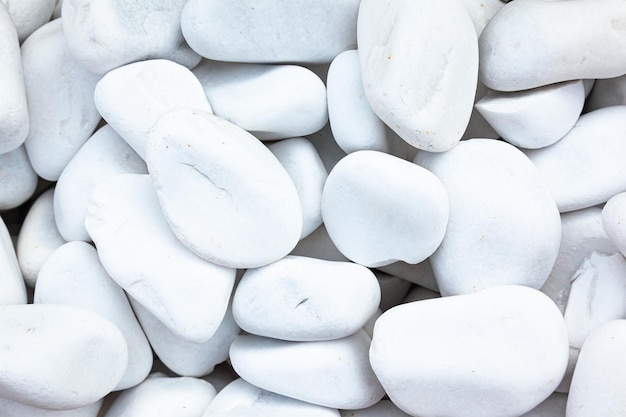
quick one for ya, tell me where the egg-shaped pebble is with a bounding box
[479,0,626,91]
[416,139,561,296]
[34,241,153,390]
[94,59,212,160]
[54,125,147,242]
[0,145,38,210]
[131,297,239,378]
[0,397,102,417]
[602,192,626,256]
[16,189,66,287]
[268,138,327,239]
[21,19,101,181]
[567,320,626,417]
[358,0,478,152]
[322,150,449,268]
[0,0,56,42]
[103,374,216,417]
[370,286,569,417]
[525,106,626,212]
[0,215,26,305]
[203,378,340,417]
[0,304,128,410]
[0,3,28,154]
[475,80,585,149]
[85,174,236,343]
[233,255,380,341]
[339,400,412,417]
[181,0,359,63]
[147,109,302,269]
[61,0,199,75]
[230,331,384,410]
[193,61,327,140]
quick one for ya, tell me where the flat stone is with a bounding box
[94,59,212,160]
[230,331,384,409]
[181,0,359,63]
[61,0,200,74]
[602,192,626,256]
[370,286,569,417]
[233,255,380,341]
[0,304,127,410]
[322,150,449,268]
[0,215,26,305]
[54,125,147,242]
[203,378,340,417]
[21,19,101,181]
[479,0,626,91]
[147,109,302,269]
[358,0,478,152]
[0,0,56,42]
[34,241,153,390]
[524,106,626,212]
[0,397,102,417]
[85,174,236,343]
[193,61,327,140]
[0,145,38,210]
[416,139,561,296]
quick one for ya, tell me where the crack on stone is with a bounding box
[295,298,309,308]
[181,161,231,196]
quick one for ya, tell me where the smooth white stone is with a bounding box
[290,224,349,262]
[131,296,239,377]
[22,19,101,181]
[0,4,28,154]
[230,331,385,409]
[323,150,449,268]
[602,192,626,256]
[233,255,380,341]
[370,286,569,417]
[54,125,147,242]
[475,80,585,149]
[0,0,55,42]
[377,260,439,292]
[376,271,412,312]
[182,0,359,63]
[0,145,38,209]
[586,74,626,112]
[525,106,626,212]
[567,320,626,417]
[104,374,215,417]
[85,174,236,343]
[0,215,27,305]
[62,0,200,75]
[327,50,405,156]
[541,207,617,314]
[459,0,504,35]
[402,285,441,304]
[0,304,128,410]
[339,400,411,417]
[16,189,66,287]
[416,139,561,296]
[0,397,102,417]
[34,241,153,390]
[203,378,340,417]
[479,0,626,91]
[147,109,302,269]
[268,138,327,239]
[308,124,348,173]
[358,0,478,152]
[519,393,567,417]
[194,61,327,140]
[94,59,212,160]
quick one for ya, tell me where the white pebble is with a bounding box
[0,145,38,210]
[0,215,27,305]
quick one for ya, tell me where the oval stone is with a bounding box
[0,145,38,210]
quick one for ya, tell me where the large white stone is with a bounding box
[524,106,626,212]
[479,0,626,91]
[181,0,359,63]
[0,145,38,210]
[322,150,449,268]
[0,215,26,305]
[475,80,585,149]
[147,109,302,269]
[358,0,477,152]
[21,19,101,181]
[601,192,626,256]
[85,174,236,343]
[230,331,384,410]
[416,139,561,296]
[567,320,626,417]
[0,304,127,410]
[370,286,569,417]
[233,255,380,341]
[94,59,212,160]
[0,3,28,154]
[0,396,102,417]
[203,378,340,417]
[193,61,327,140]
[54,125,147,242]
[34,241,153,390]
[61,0,200,74]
